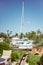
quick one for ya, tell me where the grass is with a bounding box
[27,54,40,65]
[11,49,28,61]
[12,50,40,65]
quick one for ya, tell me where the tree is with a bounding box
[15,33,18,37]
[36,29,42,42]
[30,31,36,40]
[19,33,25,39]
[37,29,41,35]
[0,33,7,38]
[6,30,12,44]
[0,30,12,44]
[26,31,36,40]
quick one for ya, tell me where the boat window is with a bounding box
[23,39,28,41]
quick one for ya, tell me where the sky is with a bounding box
[0,0,43,34]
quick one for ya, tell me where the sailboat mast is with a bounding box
[20,1,24,33]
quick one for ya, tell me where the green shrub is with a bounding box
[40,54,43,63]
[26,56,29,63]
[37,54,43,65]
[11,50,19,61]
[11,50,27,62]
[26,54,40,65]
[0,42,11,54]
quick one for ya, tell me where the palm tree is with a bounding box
[19,33,24,39]
[36,29,41,42]
[26,31,36,40]
[37,29,41,35]
[6,30,12,44]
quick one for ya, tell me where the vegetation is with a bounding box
[0,42,11,54]
[0,29,43,64]
[0,30,12,44]
[11,50,27,61]
[19,29,43,46]
[0,29,43,45]
[0,41,40,65]
[11,50,40,65]
[11,51,40,65]
[0,42,27,61]
[37,55,43,65]
[27,55,40,65]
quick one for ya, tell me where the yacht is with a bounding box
[10,37,33,49]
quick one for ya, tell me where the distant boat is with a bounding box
[10,37,34,50]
